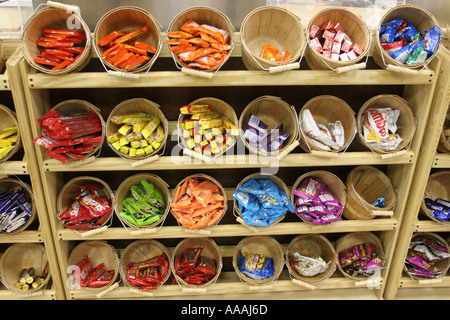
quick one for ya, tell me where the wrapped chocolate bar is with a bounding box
[73,255,115,288]
[405,237,450,278]
[424,197,450,221]
[289,252,330,277]
[301,109,343,151]
[339,243,384,277]
[0,188,32,233]
[238,251,274,280]
[243,115,291,153]
[126,252,169,290]
[174,247,217,286]
[363,108,402,151]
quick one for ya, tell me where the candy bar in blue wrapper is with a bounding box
[403,23,418,42]
[380,27,395,43]
[424,25,441,54]
[390,43,412,64]
[239,251,275,280]
[233,189,260,213]
[379,18,403,35]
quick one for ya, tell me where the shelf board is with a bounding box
[415,220,450,232]
[0,287,56,300]
[57,219,398,241]
[43,150,414,172]
[0,230,43,243]
[432,153,450,168]
[0,70,10,91]
[0,159,28,175]
[399,275,450,289]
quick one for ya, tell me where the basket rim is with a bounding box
[420,171,450,223]
[0,104,22,164]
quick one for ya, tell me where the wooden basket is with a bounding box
[0,104,21,163]
[56,176,114,233]
[357,95,416,156]
[286,234,337,287]
[336,232,385,282]
[305,7,371,73]
[342,166,396,220]
[239,95,299,158]
[232,235,284,287]
[67,240,119,294]
[0,177,36,235]
[291,170,346,225]
[405,232,450,282]
[0,243,50,294]
[21,6,91,75]
[115,173,170,232]
[299,95,356,156]
[234,173,291,231]
[373,5,441,73]
[167,6,234,75]
[106,98,168,163]
[240,6,306,72]
[51,99,105,160]
[171,237,222,290]
[170,173,226,234]
[420,171,450,224]
[120,240,171,292]
[179,97,238,162]
[94,6,162,73]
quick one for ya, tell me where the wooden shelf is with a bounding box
[432,153,450,168]
[0,159,28,174]
[399,275,450,289]
[0,70,10,91]
[0,230,44,243]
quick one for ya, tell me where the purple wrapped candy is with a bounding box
[293,178,324,200]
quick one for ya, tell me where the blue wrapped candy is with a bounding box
[403,23,418,42]
[239,251,275,280]
[424,25,442,54]
[371,196,385,208]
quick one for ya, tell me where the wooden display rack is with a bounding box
[1,23,448,300]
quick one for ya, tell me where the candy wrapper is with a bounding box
[339,243,384,277]
[424,197,450,222]
[289,252,330,277]
[234,178,294,227]
[405,238,450,278]
[0,188,33,233]
[243,115,291,153]
[126,253,169,290]
[363,108,402,151]
[238,251,275,280]
[301,109,343,151]
[174,247,217,285]
[73,255,115,288]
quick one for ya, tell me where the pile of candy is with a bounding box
[259,44,291,62]
[174,246,217,285]
[0,126,18,160]
[167,18,231,70]
[98,25,157,71]
[339,243,384,277]
[34,109,104,164]
[125,252,169,290]
[301,109,345,151]
[309,21,364,61]
[119,179,166,227]
[379,19,441,65]
[238,251,274,280]
[15,264,49,291]
[34,28,87,71]
[293,177,343,224]
[289,252,330,277]
[233,178,294,227]
[363,108,402,151]
[171,177,225,230]
[424,197,450,222]
[108,112,164,158]
[243,114,291,152]
[0,187,33,233]
[180,104,238,157]
[57,182,112,230]
[405,238,450,278]
[74,255,115,288]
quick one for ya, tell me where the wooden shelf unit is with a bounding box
[3,27,446,300]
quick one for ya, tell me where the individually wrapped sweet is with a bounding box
[302,109,341,150]
[289,252,330,277]
[403,23,418,42]
[239,251,275,280]
[363,108,402,151]
[339,243,377,268]
[371,196,385,208]
[424,25,442,54]
[380,27,395,43]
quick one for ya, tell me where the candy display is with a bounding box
[180,104,238,157]
[97,25,157,71]
[363,108,402,151]
[293,177,343,224]
[0,127,18,160]
[171,176,225,230]
[125,252,169,290]
[57,182,112,230]
[73,255,115,288]
[259,44,291,62]
[424,197,450,222]
[107,112,165,157]
[309,20,364,61]
[174,246,217,285]
[289,252,330,277]
[34,109,104,164]
[301,109,344,151]
[379,18,441,65]
[339,243,384,277]
[167,18,231,70]
[238,251,275,280]
[405,238,450,278]
[119,179,166,227]
[15,263,49,291]
[0,187,32,233]
[243,114,291,152]
[234,178,294,227]
[34,28,87,71]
